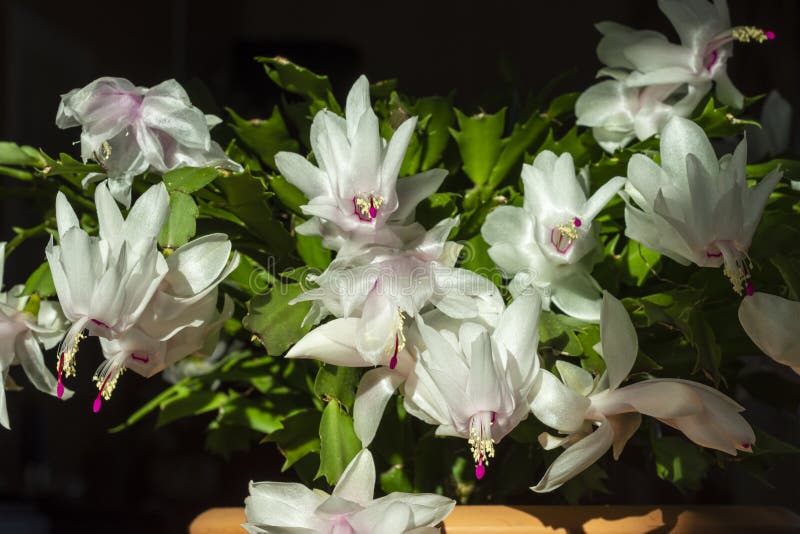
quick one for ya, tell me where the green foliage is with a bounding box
[244,284,313,356]
[2,54,797,508]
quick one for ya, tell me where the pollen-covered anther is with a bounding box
[386,311,406,370]
[550,218,581,254]
[732,26,775,43]
[91,364,127,413]
[353,193,385,222]
[56,332,85,398]
[723,253,753,296]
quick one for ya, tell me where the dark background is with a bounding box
[1,1,799,532]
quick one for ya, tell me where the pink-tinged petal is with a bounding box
[354,367,405,447]
[140,79,210,150]
[600,291,638,391]
[739,292,800,372]
[332,448,375,506]
[531,420,614,493]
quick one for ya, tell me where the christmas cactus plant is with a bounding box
[1,0,799,531]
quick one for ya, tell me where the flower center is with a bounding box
[468,411,496,480]
[329,516,356,534]
[704,26,775,72]
[353,193,384,222]
[550,217,582,254]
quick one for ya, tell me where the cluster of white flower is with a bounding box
[0,78,240,425]
[0,0,795,530]
[575,0,775,152]
[247,52,773,527]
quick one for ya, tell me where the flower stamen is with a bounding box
[56,332,84,399]
[469,411,496,480]
[386,311,406,370]
[550,217,582,254]
[353,193,385,222]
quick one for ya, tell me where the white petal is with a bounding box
[354,367,404,447]
[286,318,373,367]
[333,448,375,506]
[738,292,800,371]
[531,421,613,493]
[660,117,719,184]
[600,291,638,391]
[529,370,590,433]
[550,272,603,323]
[245,480,326,529]
[392,169,448,222]
[555,360,594,397]
[275,152,331,199]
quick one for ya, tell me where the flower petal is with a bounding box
[333,448,375,506]
[600,291,638,391]
[354,367,404,447]
[531,420,613,493]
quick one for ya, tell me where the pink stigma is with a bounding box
[766,30,776,40]
[745,280,754,297]
[475,462,486,480]
[706,50,719,72]
[130,353,150,364]
[56,354,65,399]
[573,217,582,228]
[369,205,378,218]
[389,336,399,370]
[93,394,103,414]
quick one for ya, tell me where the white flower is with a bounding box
[575,79,706,153]
[244,448,455,534]
[275,75,447,254]
[738,292,800,374]
[482,151,624,321]
[46,182,169,402]
[403,293,541,479]
[0,243,70,429]
[56,77,242,207]
[530,292,755,492]
[599,0,774,109]
[622,116,782,295]
[287,218,503,447]
[291,217,502,367]
[93,232,238,411]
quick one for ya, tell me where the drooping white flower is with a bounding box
[47,182,169,403]
[287,218,503,446]
[275,75,448,254]
[403,293,541,479]
[244,448,455,534]
[600,0,775,109]
[530,291,755,492]
[482,151,624,321]
[575,79,706,153]
[56,77,242,207]
[622,116,782,295]
[0,243,70,429]
[90,233,239,411]
[738,292,800,374]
